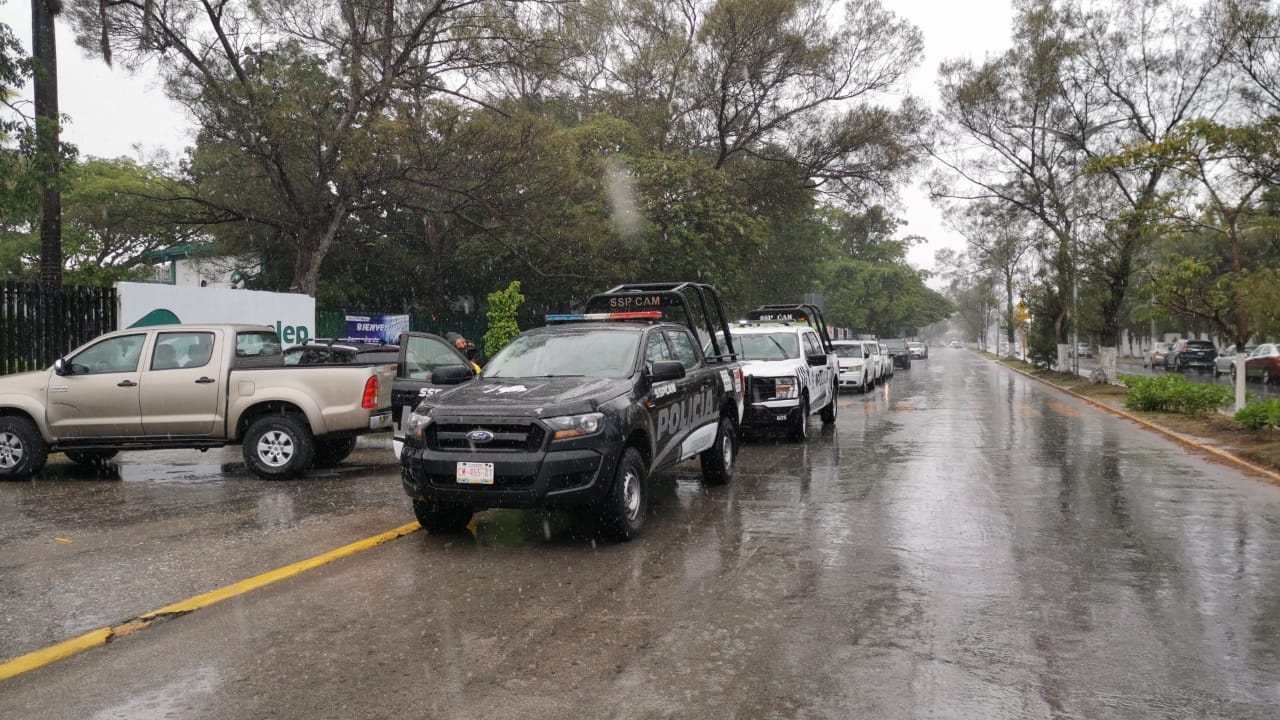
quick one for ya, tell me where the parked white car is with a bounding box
[877,341,894,381]
[833,340,875,392]
[1214,344,1255,376]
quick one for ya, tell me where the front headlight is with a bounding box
[407,407,434,439]
[545,412,604,440]
[773,377,798,399]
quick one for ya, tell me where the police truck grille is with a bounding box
[748,377,777,402]
[427,420,546,452]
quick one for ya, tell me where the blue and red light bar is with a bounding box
[546,311,664,322]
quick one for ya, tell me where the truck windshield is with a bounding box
[736,332,799,361]
[483,330,640,379]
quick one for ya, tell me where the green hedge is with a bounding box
[1119,374,1235,417]
[1235,399,1280,431]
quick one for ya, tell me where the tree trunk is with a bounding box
[289,201,348,296]
[1098,346,1117,384]
[32,0,62,289]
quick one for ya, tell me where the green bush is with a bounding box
[483,280,525,360]
[1235,398,1280,431]
[1120,373,1235,417]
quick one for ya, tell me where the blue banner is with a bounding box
[344,314,410,345]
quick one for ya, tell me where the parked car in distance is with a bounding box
[883,338,912,369]
[284,339,399,366]
[1164,339,1217,373]
[1144,341,1172,368]
[1070,341,1092,358]
[950,340,961,349]
[877,341,894,380]
[907,341,928,359]
[833,340,875,393]
[1238,343,1280,384]
[1214,344,1256,376]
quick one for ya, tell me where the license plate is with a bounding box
[456,462,494,485]
[369,411,393,430]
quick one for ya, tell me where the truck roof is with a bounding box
[112,323,277,334]
[741,303,835,352]
[552,282,740,364]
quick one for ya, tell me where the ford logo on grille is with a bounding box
[466,429,495,443]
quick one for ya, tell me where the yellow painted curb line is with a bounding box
[0,521,421,681]
[997,360,1280,485]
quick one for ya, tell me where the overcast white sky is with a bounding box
[0,0,1013,275]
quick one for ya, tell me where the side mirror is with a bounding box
[431,364,476,385]
[806,353,828,367]
[53,358,68,376]
[648,360,686,382]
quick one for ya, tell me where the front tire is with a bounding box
[0,416,48,480]
[700,416,736,486]
[243,413,315,479]
[413,499,472,533]
[313,437,358,468]
[820,382,838,424]
[788,396,810,442]
[600,448,647,541]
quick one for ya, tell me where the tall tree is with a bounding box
[71,0,558,296]
[31,0,61,287]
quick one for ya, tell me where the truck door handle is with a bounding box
[117,380,137,387]
[195,377,216,384]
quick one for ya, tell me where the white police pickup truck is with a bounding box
[733,304,839,441]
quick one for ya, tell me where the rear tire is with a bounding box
[0,416,48,481]
[243,413,315,479]
[413,499,472,533]
[599,448,646,541]
[700,416,736,486]
[313,437,358,468]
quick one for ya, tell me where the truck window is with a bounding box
[737,332,799,361]
[69,334,146,375]
[485,331,640,379]
[664,329,700,370]
[152,331,215,370]
[802,332,821,357]
[403,335,467,379]
[645,333,675,370]
[235,331,282,358]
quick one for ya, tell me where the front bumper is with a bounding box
[838,370,867,388]
[741,400,803,428]
[400,439,623,510]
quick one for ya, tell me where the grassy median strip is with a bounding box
[990,354,1280,483]
[0,521,422,681]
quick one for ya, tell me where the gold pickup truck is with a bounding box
[0,324,394,480]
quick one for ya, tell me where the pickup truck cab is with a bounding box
[399,282,744,541]
[733,304,839,441]
[0,324,394,480]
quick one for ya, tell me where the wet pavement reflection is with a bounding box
[3,351,1280,718]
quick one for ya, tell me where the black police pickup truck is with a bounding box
[399,283,745,541]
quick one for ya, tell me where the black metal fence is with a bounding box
[0,281,117,375]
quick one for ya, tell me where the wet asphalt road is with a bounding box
[3,349,1280,718]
